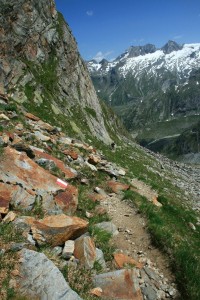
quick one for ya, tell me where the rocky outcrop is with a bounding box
[0,0,111,143]
[0,147,78,214]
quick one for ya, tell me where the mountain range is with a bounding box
[86,41,200,162]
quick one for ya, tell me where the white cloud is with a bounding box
[86,10,93,16]
[93,51,114,62]
[173,35,183,40]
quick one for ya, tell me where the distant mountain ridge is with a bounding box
[86,41,200,162]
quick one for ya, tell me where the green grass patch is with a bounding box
[89,227,115,262]
[123,189,200,299]
[84,106,97,119]
[0,223,25,244]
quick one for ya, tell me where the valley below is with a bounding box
[87,42,200,163]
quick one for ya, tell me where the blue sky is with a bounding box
[55,0,200,61]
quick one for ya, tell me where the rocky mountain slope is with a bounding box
[0,99,200,299]
[87,41,200,161]
[0,0,112,144]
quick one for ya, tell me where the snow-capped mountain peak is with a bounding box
[87,42,200,81]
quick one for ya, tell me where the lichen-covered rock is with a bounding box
[18,249,82,300]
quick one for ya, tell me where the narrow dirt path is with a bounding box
[99,178,179,298]
[103,193,172,279]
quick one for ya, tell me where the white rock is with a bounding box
[63,240,75,258]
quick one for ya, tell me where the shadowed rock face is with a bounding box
[0,0,111,143]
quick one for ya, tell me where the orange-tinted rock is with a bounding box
[55,185,78,215]
[31,214,88,246]
[152,196,163,207]
[114,253,143,269]
[90,287,102,297]
[2,211,16,223]
[62,149,79,160]
[37,120,54,132]
[33,149,77,179]
[94,206,107,216]
[74,235,96,268]
[0,147,57,191]
[0,183,11,214]
[0,147,78,214]
[5,131,14,142]
[0,182,36,212]
[88,193,106,202]
[88,154,101,165]
[24,112,40,121]
[94,269,142,300]
[107,181,130,194]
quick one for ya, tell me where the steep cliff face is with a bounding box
[0,0,111,143]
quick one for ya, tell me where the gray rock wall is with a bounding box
[0,0,111,143]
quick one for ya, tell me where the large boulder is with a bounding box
[33,148,78,179]
[94,269,142,300]
[0,147,78,214]
[0,182,35,213]
[18,249,82,300]
[30,214,88,246]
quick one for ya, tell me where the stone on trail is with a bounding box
[18,249,82,300]
[141,285,157,300]
[94,269,142,300]
[107,181,130,194]
[95,221,119,236]
[114,253,143,269]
